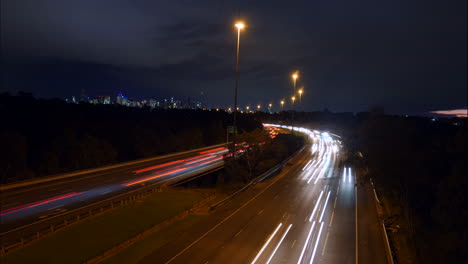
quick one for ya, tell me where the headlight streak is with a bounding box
[309,221,325,264]
[318,191,331,222]
[348,167,352,183]
[263,124,341,264]
[251,223,283,264]
[266,224,293,264]
[297,221,316,264]
[302,160,312,171]
[309,191,324,222]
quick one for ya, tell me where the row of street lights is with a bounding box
[230,21,306,148]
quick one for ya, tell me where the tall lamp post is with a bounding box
[291,96,296,133]
[291,72,298,133]
[232,22,245,155]
[298,88,303,110]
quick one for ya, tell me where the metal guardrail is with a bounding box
[370,177,396,264]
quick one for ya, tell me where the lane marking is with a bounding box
[234,229,243,237]
[266,224,293,264]
[322,231,330,256]
[251,223,283,264]
[329,210,335,227]
[258,209,264,215]
[291,240,296,248]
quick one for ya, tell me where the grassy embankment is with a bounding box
[1,190,209,264]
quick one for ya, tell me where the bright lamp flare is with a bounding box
[292,73,298,79]
[235,23,245,29]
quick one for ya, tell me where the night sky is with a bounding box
[2,0,466,114]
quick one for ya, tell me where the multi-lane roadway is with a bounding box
[138,125,389,264]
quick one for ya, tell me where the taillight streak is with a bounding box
[0,192,83,216]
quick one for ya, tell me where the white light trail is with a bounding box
[297,221,316,264]
[309,222,325,264]
[302,160,312,171]
[251,223,283,264]
[309,191,324,222]
[266,224,293,264]
[319,191,331,222]
[348,167,352,183]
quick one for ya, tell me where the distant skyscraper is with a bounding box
[80,89,87,102]
[149,98,156,108]
[116,91,123,105]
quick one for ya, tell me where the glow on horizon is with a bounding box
[431,109,467,117]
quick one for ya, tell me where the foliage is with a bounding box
[222,131,305,184]
[0,93,262,183]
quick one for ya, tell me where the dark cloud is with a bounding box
[2,0,466,114]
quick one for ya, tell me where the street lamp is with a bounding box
[291,96,296,134]
[232,22,245,155]
[246,106,250,112]
[298,88,303,109]
[280,100,285,110]
[257,104,261,111]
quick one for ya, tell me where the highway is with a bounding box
[138,125,389,264]
[0,145,228,233]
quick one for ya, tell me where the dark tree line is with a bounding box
[351,114,467,263]
[0,93,261,183]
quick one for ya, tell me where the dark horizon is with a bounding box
[2,0,467,115]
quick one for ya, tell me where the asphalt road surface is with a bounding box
[0,145,227,233]
[139,126,389,264]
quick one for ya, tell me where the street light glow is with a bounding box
[257,104,261,109]
[292,73,298,80]
[298,89,303,95]
[292,96,296,102]
[235,22,245,29]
